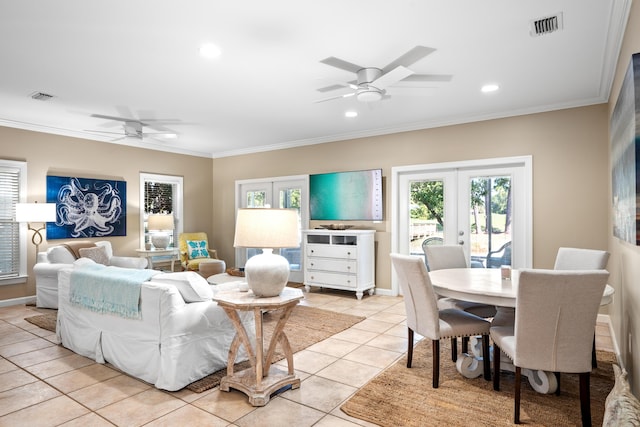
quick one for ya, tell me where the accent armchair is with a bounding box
[390,253,491,388]
[178,232,224,274]
[33,240,147,308]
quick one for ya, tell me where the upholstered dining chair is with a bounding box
[554,247,610,368]
[425,245,498,319]
[490,269,609,426]
[178,232,222,272]
[554,247,610,270]
[390,253,491,388]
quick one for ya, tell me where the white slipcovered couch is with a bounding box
[57,260,254,391]
[34,240,148,308]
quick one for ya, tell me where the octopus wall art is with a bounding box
[46,176,127,239]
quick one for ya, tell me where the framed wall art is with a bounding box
[46,175,127,239]
[611,52,640,246]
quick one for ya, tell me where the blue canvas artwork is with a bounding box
[611,53,640,246]
[46,176,127,239]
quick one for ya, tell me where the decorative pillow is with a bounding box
[78,246,109,265]
[48,246,77,264]
[603,364,640,426]
[73,257,96,267]
[187,240,209,259]
[151,271,213,302]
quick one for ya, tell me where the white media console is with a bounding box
[302,229,375,300]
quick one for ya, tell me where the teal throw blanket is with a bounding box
[70,264,159,319]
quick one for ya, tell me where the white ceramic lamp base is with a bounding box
[245,249,290,297]
[151,233,170,249]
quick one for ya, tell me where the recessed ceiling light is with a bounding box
[481,84,500,93]
[345,111,358,118]
[199,43,221,59]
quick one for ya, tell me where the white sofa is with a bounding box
[34,240,148,308]
[57,261,254,391]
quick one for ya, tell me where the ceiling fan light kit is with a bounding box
[357,89,383,102]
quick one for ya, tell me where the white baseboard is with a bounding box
[373,288,396,297]
[597,313,623,368]
[0,295,36,308]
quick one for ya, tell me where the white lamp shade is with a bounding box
[16,203,57,223]
[147,214,174,231]
[234,208,299,297]
[233,208,299,248]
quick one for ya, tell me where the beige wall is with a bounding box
[607,0,640,395]
[212,104,610,293]
[0,127,213,301]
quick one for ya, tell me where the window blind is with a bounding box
[0,166,21,278]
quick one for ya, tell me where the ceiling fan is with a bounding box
[315,45,452,103]
[86,113,179,141]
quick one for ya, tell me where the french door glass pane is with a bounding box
[246,191,267,208]
[409,179,444,258]
[245,190,267,258]
[278,187,301,271]
[468,175,512,268]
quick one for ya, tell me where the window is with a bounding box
[139,173,183,249]
[0,159,27,284]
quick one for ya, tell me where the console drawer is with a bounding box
[306,257,356,273]
[305,271,357,289]
[306,244,357,259]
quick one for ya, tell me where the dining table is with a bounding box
[428,267,615,394]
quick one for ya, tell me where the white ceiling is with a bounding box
[0,0,630,158]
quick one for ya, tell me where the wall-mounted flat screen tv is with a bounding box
[309,169,383,221]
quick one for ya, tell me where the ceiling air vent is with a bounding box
[530,13,563,37]
[30,91,54,101]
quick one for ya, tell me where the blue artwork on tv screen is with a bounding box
[309,169,383,221]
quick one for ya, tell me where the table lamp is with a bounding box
[148,214,174,249]
[233,208,299,297]
[16,202,57,257]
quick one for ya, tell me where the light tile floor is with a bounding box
[0,289,615,427]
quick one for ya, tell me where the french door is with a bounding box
[236,176,308,282]
[392,157,532,294]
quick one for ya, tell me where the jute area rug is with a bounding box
[25,312,56,331]
[341,338,615,427]
[26,305,365,394]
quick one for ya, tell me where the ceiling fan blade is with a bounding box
[371,66,414,90]
[314,92,356,104]
[91,113,135,122]
[84,129,126,135]
[385,86,436,96]
[317,83,350,93]
[400,73,453,83]
[320,57,364,73]
[382,45,436,74]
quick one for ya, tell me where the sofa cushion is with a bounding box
[79,246,110,265]
[150,271,213,302]
[48,246,76,264]
[187,240,209,259]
